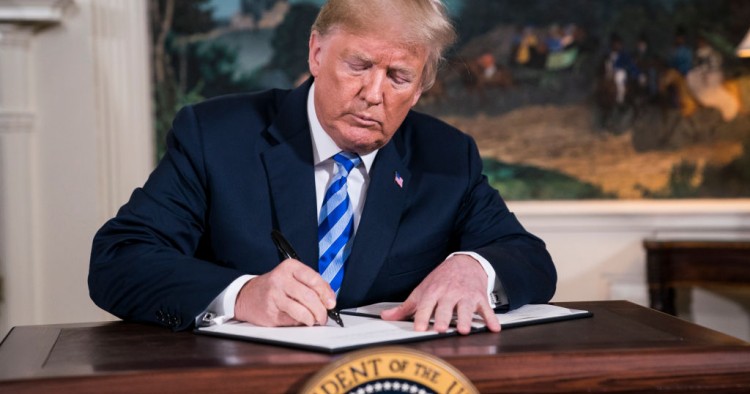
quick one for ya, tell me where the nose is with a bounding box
[360,71,385,106]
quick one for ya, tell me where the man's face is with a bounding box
[308,27,427,154]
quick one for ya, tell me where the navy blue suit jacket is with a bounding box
[89,80,556,331]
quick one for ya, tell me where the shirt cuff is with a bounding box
[195,274,255,326]
[448,251,508,308]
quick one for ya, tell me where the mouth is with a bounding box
[349,113,380,128]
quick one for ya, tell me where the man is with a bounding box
[89,0,556,336]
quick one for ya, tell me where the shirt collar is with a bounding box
[307,82,378,172]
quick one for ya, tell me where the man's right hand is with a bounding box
[234,259,336,326]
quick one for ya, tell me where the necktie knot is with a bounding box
[333,152,361,177]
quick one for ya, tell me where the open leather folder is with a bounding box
[195,303,592,353]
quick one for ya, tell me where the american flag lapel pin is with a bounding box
[394,171,404,188]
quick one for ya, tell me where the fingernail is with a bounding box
[327,298,336,309]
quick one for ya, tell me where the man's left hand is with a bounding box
[380,254,501,335]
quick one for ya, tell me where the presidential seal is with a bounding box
[300,347,478,394]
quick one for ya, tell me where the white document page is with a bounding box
[494,304,590,325]
[345,302,591,328]
[197,314,447,352]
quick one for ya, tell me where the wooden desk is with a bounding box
[644,239,750,315]
[1,301,749,393]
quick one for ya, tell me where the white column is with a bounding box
[0,0,73,332]
[0,24,41,331]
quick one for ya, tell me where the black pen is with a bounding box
[270,229,344,327]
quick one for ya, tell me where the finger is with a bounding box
[477,300,501,333]
[275,310,302,327]
[412,296,438,332]
[291,262,337,309]
[432,300,457,333]
[381,298,417,321]
[273,292,316,327]
[284,278,329,325]
[454,300,475,335]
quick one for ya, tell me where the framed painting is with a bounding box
[149,0,750,200]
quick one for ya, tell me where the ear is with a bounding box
[410,89,423,107]
[308,31,323,77]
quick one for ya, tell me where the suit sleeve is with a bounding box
[88,105,245,331]
[454,136,557,309]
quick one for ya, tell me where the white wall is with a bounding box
[0,0,749,343]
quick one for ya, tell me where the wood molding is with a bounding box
[510,200,750,232]
[0,0,72,27]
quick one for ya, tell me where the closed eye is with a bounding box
[346,60,370,72]
[389,70,414,86]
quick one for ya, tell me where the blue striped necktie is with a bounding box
[318,152,361,295]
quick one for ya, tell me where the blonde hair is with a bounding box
[311,0,456,92]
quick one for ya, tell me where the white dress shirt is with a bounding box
[198,83,505,325]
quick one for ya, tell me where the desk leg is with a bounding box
[647,253,677,315]
[649,285,676,315]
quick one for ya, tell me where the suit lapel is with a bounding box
[260,81,319,269]
[338,140,410,307]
